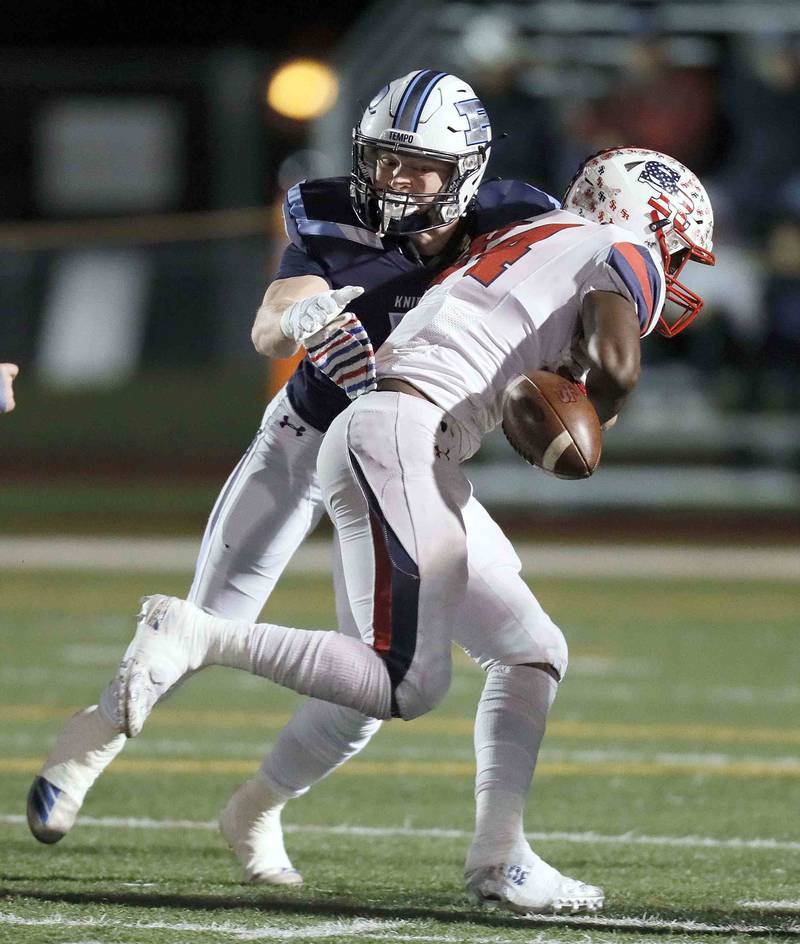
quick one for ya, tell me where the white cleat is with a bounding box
[27,704,126,844]
[219,777,303,886]
[466,855,604,915]
[118,595,210,738]
[27,776,81,844]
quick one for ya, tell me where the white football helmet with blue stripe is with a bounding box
[564,147,715,337]
[351,70,492,236]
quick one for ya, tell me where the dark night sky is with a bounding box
[4,0,370,51]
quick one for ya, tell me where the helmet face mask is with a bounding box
[651,208,715,336]
[351,71,491,236]
[563,147,715,336]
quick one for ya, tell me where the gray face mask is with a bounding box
[350,135,487,237]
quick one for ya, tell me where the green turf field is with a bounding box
[1,565,799,943]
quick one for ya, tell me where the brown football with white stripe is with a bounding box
[502,370,602,479]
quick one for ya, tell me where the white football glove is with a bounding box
[279,285,365,343]
[304,313,377,400]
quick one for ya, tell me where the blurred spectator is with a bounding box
[0,363,19,414]
[719,38,800,239]
[568,38,728,176]
[460,13,562,193]
[758,217,800,409]
[473,64,562,195]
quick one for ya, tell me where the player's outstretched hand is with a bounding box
[280,285,365,343]
[304,313,376,400]
[0,363,19,414]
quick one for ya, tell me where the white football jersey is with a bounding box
[376,209,666,457]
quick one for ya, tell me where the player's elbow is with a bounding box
[250,319,269,355]
[251,310,295,359]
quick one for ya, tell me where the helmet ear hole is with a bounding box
[669,247,690,275]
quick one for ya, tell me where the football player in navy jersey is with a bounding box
[28,71,564,902]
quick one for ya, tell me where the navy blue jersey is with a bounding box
[279,176,559,431]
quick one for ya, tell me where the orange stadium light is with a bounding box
[267,59,339,121]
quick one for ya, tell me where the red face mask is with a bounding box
[650,201,716,338]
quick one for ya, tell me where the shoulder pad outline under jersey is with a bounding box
[283,180,385,250]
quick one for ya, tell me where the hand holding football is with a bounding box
[502,370,602,479]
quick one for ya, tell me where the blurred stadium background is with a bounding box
[2,0,800,538]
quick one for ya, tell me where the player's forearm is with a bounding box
[251,305,301,359]
[584,338,640,424]
[580,291,641,425]
[250,275,330,359]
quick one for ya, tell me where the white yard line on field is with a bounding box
[0,910,793,940]
[0,915,401,941]
[0,914,560,943]
[9,725,800,770]
[739,901,800,911]
[3,813,800,852]
[0,536,798,580]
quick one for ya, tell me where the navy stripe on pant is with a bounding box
[349,450,419,717]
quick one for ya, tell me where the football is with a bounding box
[502,370,602,479]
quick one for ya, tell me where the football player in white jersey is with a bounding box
[99,148,714,914]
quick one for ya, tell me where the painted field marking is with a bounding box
[0,915,427,942]
[0,914,571,943]
[3,812,800,853]
[5,728,798,771]
[739,901,800,911]
[1,536,799,580]
[5,753,800,779]
[0,910,793,940]
[3,703,800,745]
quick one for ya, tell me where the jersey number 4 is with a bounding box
[464,222,583,287]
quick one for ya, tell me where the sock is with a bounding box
[467,663,558,871]
[260,699,382,798]
[40,695,126,801]
[200,608,393,721]
[219,774,299,878]
[247,625,392,720]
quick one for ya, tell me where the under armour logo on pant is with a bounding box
[434,445,450,460]
[279,416,306,437]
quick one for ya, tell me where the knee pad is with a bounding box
[394,660,452,721]
[512,613,568,681]
[539,619,568,680]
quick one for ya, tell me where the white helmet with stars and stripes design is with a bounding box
[564,147,715,337]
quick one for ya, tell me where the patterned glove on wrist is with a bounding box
[304,313,377,400]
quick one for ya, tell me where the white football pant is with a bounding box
[316,391,567,719]
[190,387,566,794]
[189,390,327,617]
